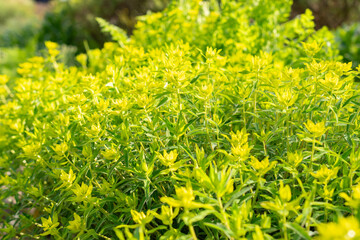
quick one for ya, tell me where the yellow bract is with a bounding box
[317,217,360,240]
[304,119,327,138]
[131,210,153,226]
[311,165,339,184]
[157,149,178,167]
[279,182,291,202]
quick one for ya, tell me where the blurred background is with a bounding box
[0,0,359,77]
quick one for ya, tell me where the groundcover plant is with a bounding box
[1,0,360,239]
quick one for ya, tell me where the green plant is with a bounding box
[38,0,169,52]
[1,0,360,239]
[336,22,360,68]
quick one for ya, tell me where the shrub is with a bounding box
[1,0,360,239]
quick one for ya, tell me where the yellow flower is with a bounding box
[161,185,210,209]
[302,41,322,56]
[157,149,178,167]
[60,168,76,185]
[131,210,153,226]
[317,216,360,240]
[67,213,84,233]
[249,156,277,176]
[275,88,298,107]
[287,151,303,167]
[0,75,9,85]
[153,205,179,225]
[72,183,93,202]
[249,156,269,171]
[304,119,327,138]
[311,165,339,184]
[52,142,68,157]
[340,184,360,209]
[279,182,291,202]
[231,143,252,160]
[229,128,248,146]
[320,73,343,90]
[45,41,60,57]
[102,147,118,160]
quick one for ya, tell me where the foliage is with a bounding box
[38,0,169,52]
[336,22,360,68]
[1,0,360,239]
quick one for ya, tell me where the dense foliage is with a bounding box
[1,0,360,239]
[39,0,169,52]
[336,22,360,68]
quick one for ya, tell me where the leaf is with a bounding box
[156,97,169,108]
[203,222,233,237]
[285,223,311,240]
[96,17,128,46]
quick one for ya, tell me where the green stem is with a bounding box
[189,224,197,240]
[217,196,231,231]
[283,215,288,240]
[252,180,260,207]
[307,138,316,181]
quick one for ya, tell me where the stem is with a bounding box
[243,100,247,127]
[189,224,197,240]
[217,196,231,231]
[205,101,213,151]
[325,199,329,222]
[286,107,290,151]
[263,141,267,156]
[252,180,260,207]
[283,215,288,240]
[307,138,316,181]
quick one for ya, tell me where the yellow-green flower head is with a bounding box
[45,41,60,57]
[320,72,342,90]
[231,143,251,160]
[160,185,209,210]
[230,128,248,146]
[40,213,59,236]
[340,184,360,209]
[176,186,195,207]
[353,185,360,200]
[304,119,327,138]
[60,168,76,185]
[102,147,118,160]
[279,182,291,202]
[67,213,84,233]
[131,210,153,226]
[0,75,9,85]
[157,149,178,167]
[287,151,303,167]
[153,205,179,226]
[302,41,323,56]
[52,142,68,156]
[305,59,328,74]
[22,143,41,158]
[249,156,269,171]
[275,88,298,107]
[317,216,360,240]
[72,183,93,202]
[311,165,339,184]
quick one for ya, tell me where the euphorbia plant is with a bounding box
[1,0,360,239]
